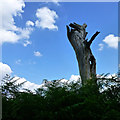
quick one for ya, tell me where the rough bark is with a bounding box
[66,22,100,85]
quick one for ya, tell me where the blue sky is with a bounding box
[1,1,118,84]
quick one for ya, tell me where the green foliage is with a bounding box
[1,74,120,120]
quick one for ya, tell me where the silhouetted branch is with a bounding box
[66,25,71,40]
[88,31,100,47]
[69,23,80,30]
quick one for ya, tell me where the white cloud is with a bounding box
[1,0,59,45]
[0,62,81,92]
[0,27,33,47]
[23,40,32,47]
[26,20,34,27]
[103,34,118,49]
[105,73,117,79]
[0,62,12,80]
[59,75,81,85]
[0,29,20,44]
[35,7,58,30]
[97,73,117,79]
[51,0,60,5]
[69,75,81,83]
[12,76,43,92]
[0,0,25,31]
[15,59,21,64]
[34,51,42,57]
[0,0,33,46]
[45,0,60,5]
[19,27,34,40]
[1,62,117,93]
[98,43,104,51]
[0,62,42,92]
[0,27,33,45]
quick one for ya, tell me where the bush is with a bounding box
[1,75,120,120]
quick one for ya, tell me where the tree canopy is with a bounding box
[1,74,120,120]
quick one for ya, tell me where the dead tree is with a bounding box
[66,22,100,85]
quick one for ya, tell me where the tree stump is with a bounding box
[66,22,100,85]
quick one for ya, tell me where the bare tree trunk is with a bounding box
[66,22,100,85]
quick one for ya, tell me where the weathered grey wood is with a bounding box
[66,22,100,85]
